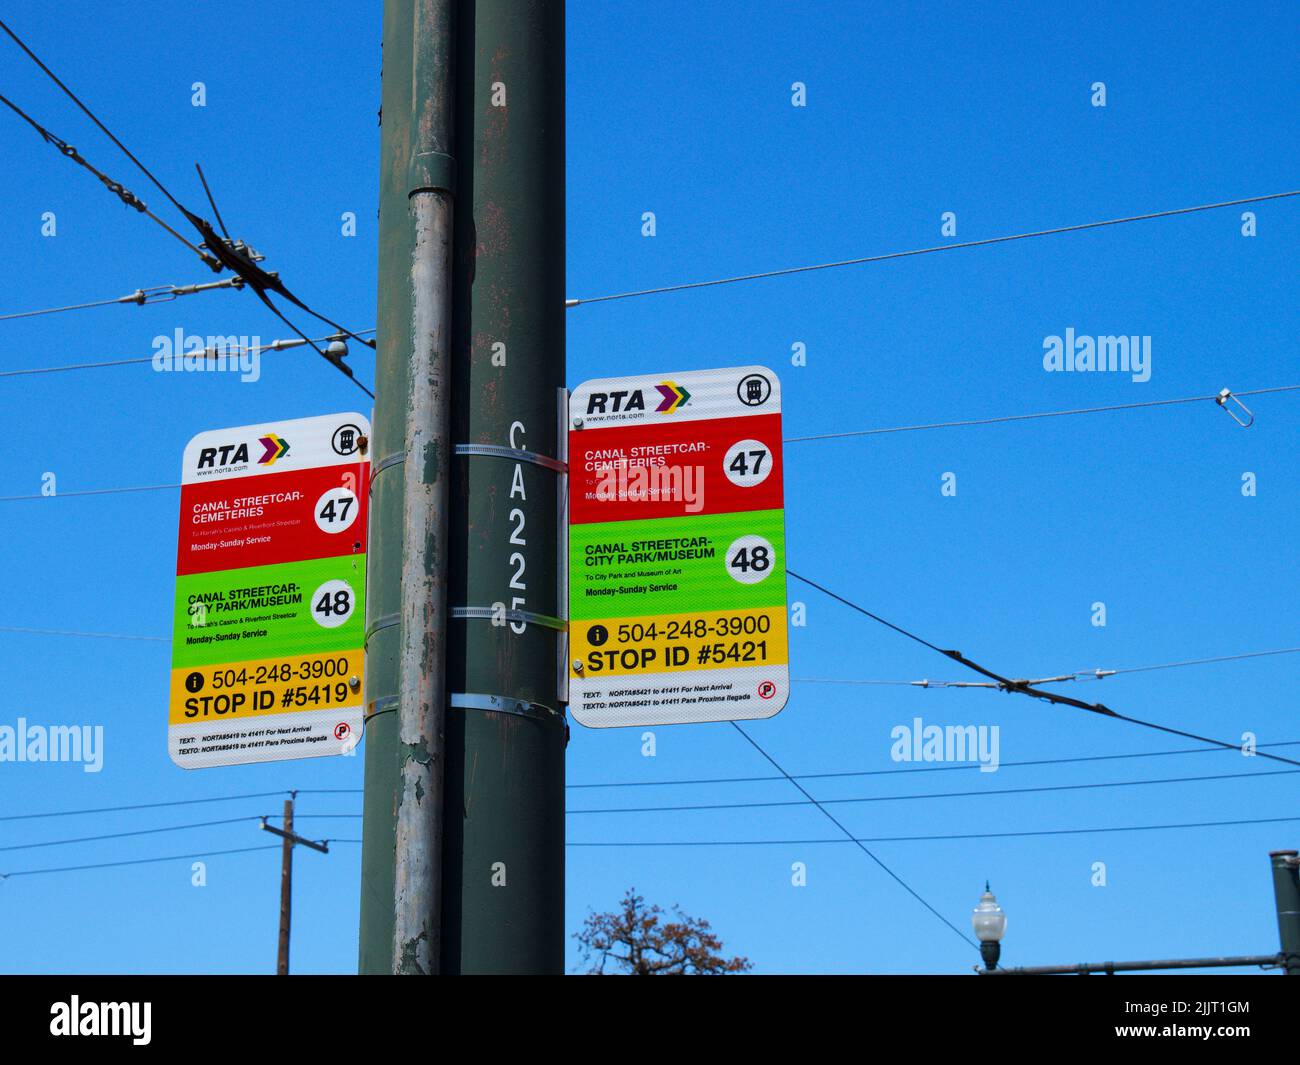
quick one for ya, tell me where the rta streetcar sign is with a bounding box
[568,365,790,727]
[168,412,371,768]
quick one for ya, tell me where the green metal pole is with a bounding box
[362,0,565,975]
[1270,849,1300,975]
[441,0,566,974]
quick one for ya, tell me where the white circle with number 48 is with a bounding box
[723,439,772,488]
[725,534,776,585]
[311,579,356,628]
[314,486,360,534]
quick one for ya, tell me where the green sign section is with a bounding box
[570,509,785,621]
[173,555,367,667]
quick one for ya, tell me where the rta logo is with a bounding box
[586,389,646,414]
[586,382,691,416]
[258,433,290,465]
[197,442,250,469]
[196,433,290,470]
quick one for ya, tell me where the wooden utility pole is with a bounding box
[259,792,329,976]
[277,796,294,975]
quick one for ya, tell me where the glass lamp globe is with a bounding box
[972,882,1007,943]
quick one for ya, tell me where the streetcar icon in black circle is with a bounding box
[332,423,363,456]
[737,373,771,407]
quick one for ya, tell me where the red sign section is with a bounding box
[570,412,784,525]
[176,462,369,576]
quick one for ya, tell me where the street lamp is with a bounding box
[972,882,1007,970]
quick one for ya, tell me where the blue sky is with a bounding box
[0,0,1296,974]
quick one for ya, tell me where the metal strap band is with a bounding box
[450,691,564,724]
[366,693,562,727]
[451,605,567,631]
[364,612,402,648]
[369,452,406,492]
[454,442,566,474]
[369,608,566,645]
[363,695,400,727]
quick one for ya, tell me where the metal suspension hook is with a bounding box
[1216,388,1254,428]
[119,285,179,306]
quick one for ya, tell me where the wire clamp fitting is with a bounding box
[1216,388,1254,428]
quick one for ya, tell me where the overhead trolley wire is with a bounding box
[0,625,164,642]
[568,813,1300,848]
[729,721,978,950]
[0,483,178,502]
[783,385,1300,443]
[0,845,283,880]
[118,761,1300,820]
[569,739,1300,790]
[0,19,193,217]
[0,328,375,379]
[0,278,244,324]
[566,766,1300,815]
[0,791,292,824]
[7,814,1298,878]
[787,570,1300,771]
[566,190,1300,306]
[0,19,375,395]
[0,816,264,853]
[1097,647,1300,678]
[0,90,218,268]
[794,645,1300,689]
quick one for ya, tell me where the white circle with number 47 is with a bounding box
[725,534,776,585]
[723,439,772,488]
[311,579,356,628]
[314,486,360,534]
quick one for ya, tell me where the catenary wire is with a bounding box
[251,288,374,398]
[0,483,178,502]
[0,18,193,215]
[0,625,164,642]
[566,191,1300,305]
[783,385,1300,442]
[567,813,1300,847]
[0,90,218,267]
[3,733,1293,826]
[567,740,1300,790]
[0,20,377,374]
[565,766,1300,815]
[787,570,1300,771]
[0,816,263,853]
[0,278,242,323]
[794,645,1300,688]
[6,815,1295,878]
[730,721,978,950]
[0,845,282,880]
[0,328,375,379]
[0,791,294,824]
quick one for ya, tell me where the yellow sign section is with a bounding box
[169,650,364,726]
[571,606,788,679]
